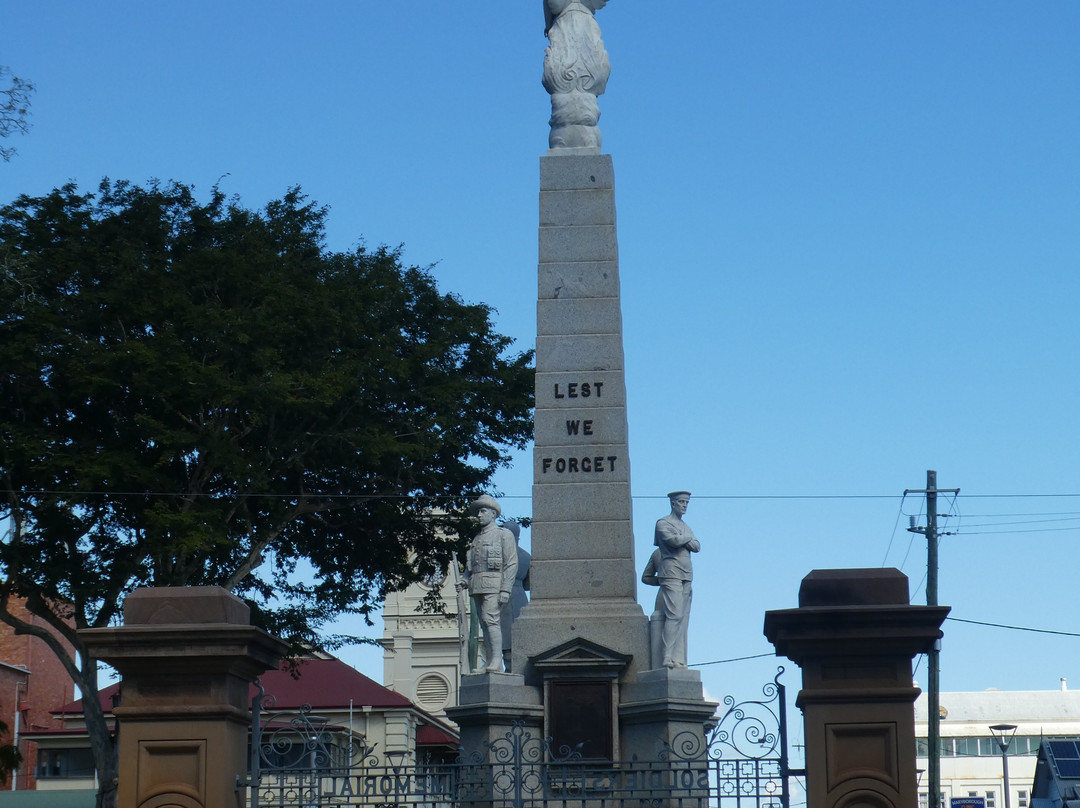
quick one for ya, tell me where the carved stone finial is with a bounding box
[543,0,611,150]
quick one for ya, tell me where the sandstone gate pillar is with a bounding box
[764,569,948,808]
[80,586,289,808]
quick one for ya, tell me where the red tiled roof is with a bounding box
[254,658,413,710]
[56,657,412,714]
[56,683,119,716]
[417,724,459,747]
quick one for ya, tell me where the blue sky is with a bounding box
[4,1,1080,720]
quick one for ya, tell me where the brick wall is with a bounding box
[0,598,77,790]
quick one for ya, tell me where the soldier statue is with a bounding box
[463,495,518,673]
[651,490,700,668]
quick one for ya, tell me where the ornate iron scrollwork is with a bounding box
[256,702,378,771]
[247,671,789,808]
[710,666,786,760]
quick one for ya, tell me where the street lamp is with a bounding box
[990,724,1018,808]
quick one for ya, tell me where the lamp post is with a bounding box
[990,724,1018,808]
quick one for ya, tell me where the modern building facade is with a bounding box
[915,682,1080,808]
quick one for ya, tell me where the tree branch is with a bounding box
[222,499,330,591]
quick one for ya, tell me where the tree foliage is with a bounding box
[0,180,534,806]
[0,66,34,161]
[0,720,20,787]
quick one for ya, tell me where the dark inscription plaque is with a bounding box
[548,679,613,761]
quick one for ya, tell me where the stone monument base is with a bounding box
[451,653,717,764]
[621,668,718,761]
[449,671,544,751]
[511,598,650,687]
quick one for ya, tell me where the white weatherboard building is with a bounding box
[915,682,1080,808]
[381,568,464,717]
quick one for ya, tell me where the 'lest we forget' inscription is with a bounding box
[541,380,619,476]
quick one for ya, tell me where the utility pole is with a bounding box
[906,470,959,808]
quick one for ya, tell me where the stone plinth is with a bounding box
[79,587,288,808]
[451,672,544,750]
[763,569,949,808]
[620,668,718,761]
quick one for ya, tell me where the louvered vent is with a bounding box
[415,673,450,709]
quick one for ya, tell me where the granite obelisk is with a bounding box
[450,2,714,759]
[511,0,647,684]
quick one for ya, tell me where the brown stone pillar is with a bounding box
[763,569,948,808]
[80,587,289,808]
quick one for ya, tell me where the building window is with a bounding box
[920,793,929,808]
[921,735,1042,758]
[1014,737,1040,756]
[985,791,996,808]
[36,748,95,779]
[1018,791,1028,808]
[955,738,980,757]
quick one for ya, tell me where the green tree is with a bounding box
[0,66,34,161]
[0,719,20,786]
[0,180,533,807]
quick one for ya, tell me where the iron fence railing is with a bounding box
[243,668,789,808]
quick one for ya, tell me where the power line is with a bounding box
[961,493,1080,499]
[947,616,1080,638]
[573,614,1080,670]
[691,652,775,667]
[956,525,1080,536]
[9,489,422,500]
[8,489,908,501]
[957,516,1080,528]
[12,488,1080,501]
[959,511,1080,518]
[899,494,924,571]
[880,494,907,567]
[637,494,902,500]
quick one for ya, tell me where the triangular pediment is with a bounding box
[531,637,631,674]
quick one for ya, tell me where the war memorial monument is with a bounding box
[70,6,946,806]
[447,0,717,762]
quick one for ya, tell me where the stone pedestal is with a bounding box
[763,569,949,808]
[79,587,289,808]
[452,672,544,751]
[620,668,718,761]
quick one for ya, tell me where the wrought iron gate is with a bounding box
[244,669,790,808]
